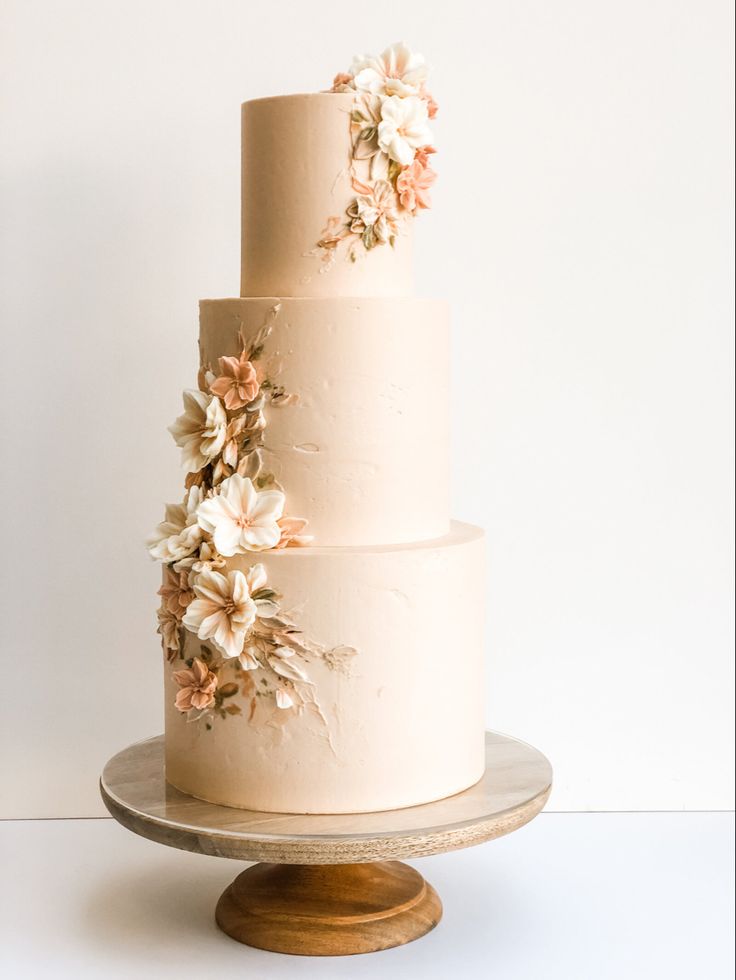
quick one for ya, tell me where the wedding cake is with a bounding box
[148,43,486,814]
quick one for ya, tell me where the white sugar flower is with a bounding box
[377,96,432,166]
[196,474,285,555]
[168,390,227,473]
[147,486,204,563]
[350,42,428,98]
[182,567,257,658]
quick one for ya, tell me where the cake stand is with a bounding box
[100,730,552,956]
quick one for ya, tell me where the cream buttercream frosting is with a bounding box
[154,51,487,814]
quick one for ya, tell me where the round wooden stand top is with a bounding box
[100,731,552,865]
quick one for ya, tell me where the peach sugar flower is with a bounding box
[330,72,353,92]
[158,567,194,618]
[157,605,182,662]
[210,353,260,411]
[275,517,313,549]
[172,657,218,713]
[396,156,437,212]
[418,85,438,119]
[414,145,436,169]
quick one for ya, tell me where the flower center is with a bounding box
[235,515,253,529]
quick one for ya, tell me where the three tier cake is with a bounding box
[148,44,486,814]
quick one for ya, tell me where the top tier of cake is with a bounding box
[240,94,414,298]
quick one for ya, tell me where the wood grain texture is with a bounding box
[215,861,442,955]
[100,731,551,955]
[99,731,553,864]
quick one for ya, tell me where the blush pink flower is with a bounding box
[330,72,353,92]
[396,158,437,212]
[210,353,260,411]
[414,145,437,168]
[419,86,439,119]
[275,517,313,549]
[172,657,218,713]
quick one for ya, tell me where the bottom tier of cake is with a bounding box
[164,521,486,814]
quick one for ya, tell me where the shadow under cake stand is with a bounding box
[100,730,552,956]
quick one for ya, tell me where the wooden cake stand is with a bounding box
[100,731,552,956]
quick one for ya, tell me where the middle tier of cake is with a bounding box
[199,296,450,546]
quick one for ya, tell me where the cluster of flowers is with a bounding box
[148,308,316,721]
[318,41,438,262]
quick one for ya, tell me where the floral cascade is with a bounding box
[318,41,438,264]
[148,305,355,728]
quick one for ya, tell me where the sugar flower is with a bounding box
[168,390,227,473]
[377,95,433,166]
[174,539,226,574]
[350,42,428,98]
[158,567,194,618]
[147,486,204,563]
[172,657,218,713]
[348,179,401,248]
[157,605,182,662]
[196,474,285,555]
[182,567,257,658]
[396,158,437,212]
[330,72,354,93]
[276,516,313,549]
[418,85,439,119]
[210,353,260,411]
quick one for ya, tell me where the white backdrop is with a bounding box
[1,0,733,818]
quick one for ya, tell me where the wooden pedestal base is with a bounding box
[215,861,442,956]
[101,733,552,957]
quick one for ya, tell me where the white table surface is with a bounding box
[2,812,733,979]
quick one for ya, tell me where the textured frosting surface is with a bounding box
[199,296,450,545]
[241,94,414,298]
[165,522,486,813]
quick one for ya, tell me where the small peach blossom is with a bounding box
[157,605,182,662]
[419,86,439,119]
[396,158,437,212]
[172,657,218,712]
[330,72,353,92]
[275,517,313,549]
[210,353,260,411]
[158,567,194,619]
[414,145,437,169]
